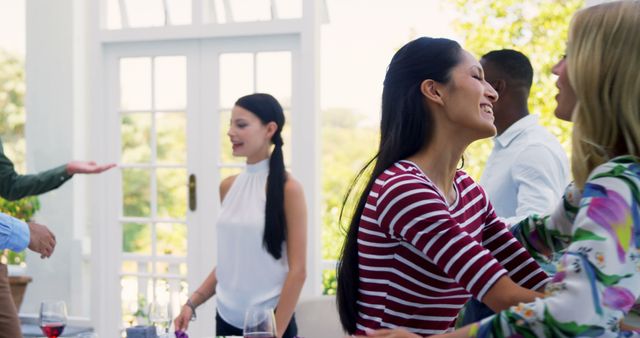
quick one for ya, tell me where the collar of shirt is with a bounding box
[495,114,539,148]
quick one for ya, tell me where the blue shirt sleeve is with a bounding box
[0,212,30,252]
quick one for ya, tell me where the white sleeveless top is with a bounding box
[215,159,289,328]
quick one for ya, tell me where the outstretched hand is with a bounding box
[66,161,116,175]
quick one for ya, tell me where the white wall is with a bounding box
[24,0,90,317]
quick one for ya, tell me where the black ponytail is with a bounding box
[236,93,287,260]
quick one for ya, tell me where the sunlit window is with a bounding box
[106,0,303,30]
[119,55,189,327]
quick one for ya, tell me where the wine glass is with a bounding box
[39,300,68,338]
[243,306,277,338]
[148,300,172,336]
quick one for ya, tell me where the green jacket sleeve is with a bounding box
[0,139,73,201]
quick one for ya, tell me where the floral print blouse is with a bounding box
[477,156,640,337]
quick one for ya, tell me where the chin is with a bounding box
[466,126,496,144]
[479,122,497,138]
[554,108,572,122]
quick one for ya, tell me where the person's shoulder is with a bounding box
[284,174,304,196]
[384,160,426,181]
[454,169,476,185]
[514,138,568,165]
[454,169,483,195]
[219,174,239,199]
[377,161,438,197]
[589,156,640,179]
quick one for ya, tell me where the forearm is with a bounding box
[482,276,543,313]
[0,213,29,252]
[190,268,217,307]
[434,323,476,338]
[274,268,306,337]
[0,164,71,200]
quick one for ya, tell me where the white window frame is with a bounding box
[88,1,322,336]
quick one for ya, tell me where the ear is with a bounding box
[265,121,278,139]
[491,79,506,95]
[420,79,444,106]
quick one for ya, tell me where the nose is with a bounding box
[551,57,564,76]
[227,126,234,137]
[484,81,498,102]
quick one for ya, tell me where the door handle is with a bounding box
[189,174,197,211]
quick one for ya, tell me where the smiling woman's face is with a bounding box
[437,50,499,141]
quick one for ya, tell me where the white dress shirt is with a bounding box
[480,114,570,225]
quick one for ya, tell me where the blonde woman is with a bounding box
[359,1,640,337]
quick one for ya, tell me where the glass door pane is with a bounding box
[119,55,189,328]
[218,50,293,177]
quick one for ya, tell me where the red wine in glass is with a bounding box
[40,322,66,338]
[40,300,68,338]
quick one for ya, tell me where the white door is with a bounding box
[101,35,299,337]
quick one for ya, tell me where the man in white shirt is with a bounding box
[462,49,570,325]
[480,49,570,225]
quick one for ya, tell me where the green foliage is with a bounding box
[0,49,39,266]
[322,269,337,295]
[132,294,148,320]
[448,0,582,180]
[0,196,40,265]
[321,108,378,294]
[0,49,26,170]
[321,109,378,262]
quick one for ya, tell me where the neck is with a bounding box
[495,89,530,134]
[406,132,466,202]
[246,152,270,164]
[496,101,529,135]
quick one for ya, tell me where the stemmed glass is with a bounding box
[39,300,68,338]
[148,301,172,336]
[243,306,277,338]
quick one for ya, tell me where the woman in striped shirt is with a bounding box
[355,1,640,337]
[336,37,550,336]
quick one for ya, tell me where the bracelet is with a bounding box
[185,299,197,321]
[468,323,479,338]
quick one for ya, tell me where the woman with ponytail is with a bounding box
[174,93,307,338]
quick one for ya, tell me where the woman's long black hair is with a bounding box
[236,93,287,260]
[335,37,463,334]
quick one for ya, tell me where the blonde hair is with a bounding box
[568,0,640,188]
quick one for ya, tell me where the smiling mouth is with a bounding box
[481,104,493,116]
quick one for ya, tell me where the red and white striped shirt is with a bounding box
[355,160,549,335]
